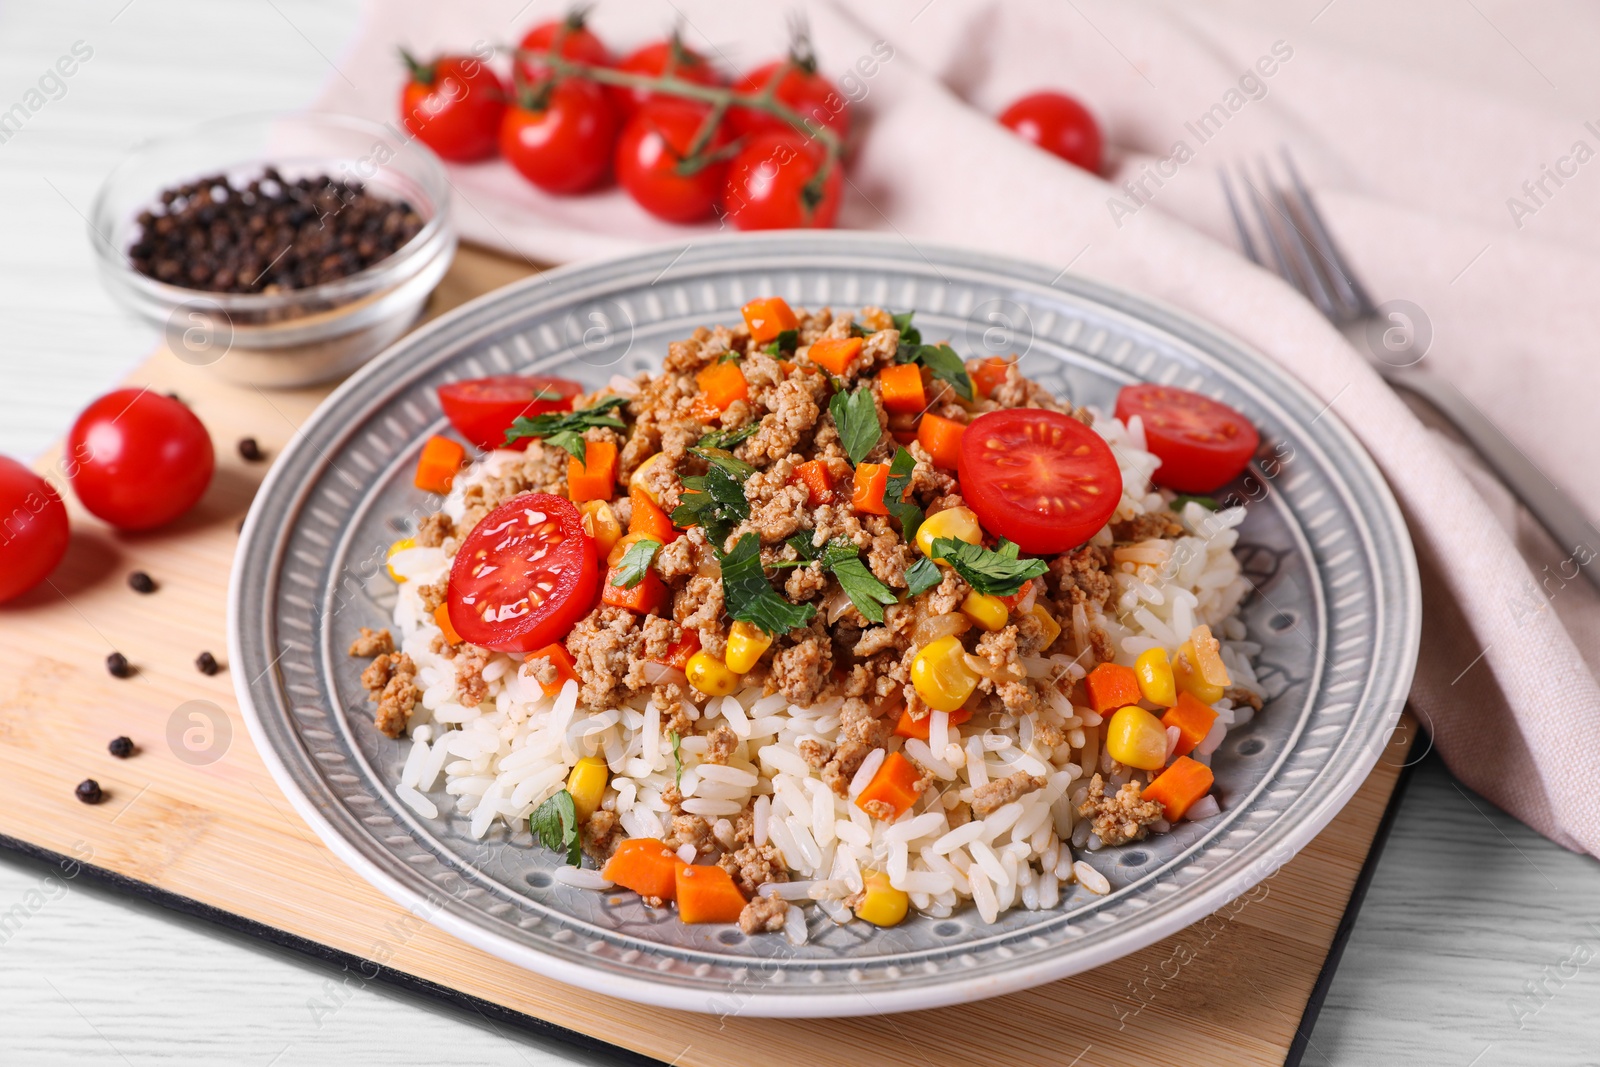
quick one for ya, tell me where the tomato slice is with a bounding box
[957,408,1122,554]
[447,493,598,654]
[437,376,585,452]
[1115,384,1259,494]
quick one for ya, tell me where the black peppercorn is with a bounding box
[109,736,135,759]
[75,779,103,804]
[196,651,219,676]
[128,571,157,594]
[106,652,131,678]
[238,437,263,462]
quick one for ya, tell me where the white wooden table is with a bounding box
[3,2,1597,1064]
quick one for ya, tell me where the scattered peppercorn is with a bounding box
[196,651,219,676]
[238,437,264,462]
[75,779,103,805]
[127,167,424,294]
[109,736,135,759]
[128,570,157,594]
[106,652,131,678]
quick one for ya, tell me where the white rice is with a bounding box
[380,409,1262,928]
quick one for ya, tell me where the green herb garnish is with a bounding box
[882,446,923,543]
[905,556,943,596]
[829,385,882,467]
[898,342,974,402]
[929,537,1049,596]
[891,310,922,346]
[671,465,750,544]
[762,328,799,356]
[504,396,629,463]
[668,730,683,788]
[718,533,817,636]
[688,446,755,479]
[1170,494,1220,512]
[610,538,661,589]
[696,423,760,451]
[820,541,898,624]
[530,789,582,867]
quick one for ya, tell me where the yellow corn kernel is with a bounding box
[855,870,910,927]
[724,620,773,674]
[579,500,622,560]
[1186,625,1231,688]
[915,506,983,561]
[961,591,1008,632]
[1134,647,1177,707]
[1106,705,1169,771]
[607,531,649,567]
[565,756,609,822]
[686,651,739,697]
[1028,604,1062,650]
[385,537,416,582]
[1173,642,1225,704]
[628,453,669,504]
[911,635,979,713]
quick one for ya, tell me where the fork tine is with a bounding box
[1237,163,1333,315]
[1260,165,1342,319]
[1219,170,1263,267]
[1279,148,1377,317]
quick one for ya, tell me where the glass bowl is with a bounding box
[90,112,457,387]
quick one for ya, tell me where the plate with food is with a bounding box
[231,232,1418,1016]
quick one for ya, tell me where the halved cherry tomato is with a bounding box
[721,130,842,231]
[500,78,619,195]
[609,37,722,117]
[400,52,506,163]
[957,408,1122,554]
[447,493,598,653]
[997,91,1102,174]
[0,456,69,603]
[514,13,612,85]
[615,99,731,223]
[1115,383,1259,494]
[437,375,584,452]
[66,389,214,530]
[728,57,850,138]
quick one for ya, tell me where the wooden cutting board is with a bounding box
[0,245,1413,1067]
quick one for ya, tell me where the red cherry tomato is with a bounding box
[609,38,722,118]
[957,408,1122,554]
[66,389,215,531]
[400,52,506,162]
[500,78,619,195]
[729,59,849,138]
[721,130,842,231]
[615,100,731,223]
[514,13,611,85]
[447,493,598,653]
[998,91,1102,174]
[0,456,69,604]
[438,375,585,452]
[1115,384,1260,494]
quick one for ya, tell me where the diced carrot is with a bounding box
[792,459,835,505]
[688,396,723,423]
[879,363,927,415]
[628,486,678,543]
[971,356,1015,399]
[414,435,466,494]
[916,413,965,470]
[601,566,667,615]
[603,838,686,901]
[776,359,797,375]
[695,361,750,411]
[856,751,924,820]
[808,336,862,376]
[893,706,973,741]
[653,628,701,672]
[433,602,463,646]
[567,439,617,503]
[741,297,798,343]
[526,643,578,698]
[1084,661,1142,715]
[998,580,1033,612]
[675,863,748,924]
[851,462,891,515]
[1141,756,1214,821]
[1162,692,1219,759]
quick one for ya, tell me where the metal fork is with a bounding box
[1222,151,1600,589]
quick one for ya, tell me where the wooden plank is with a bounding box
[0,244,1409,1066]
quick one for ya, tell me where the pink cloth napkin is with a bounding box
[316,0,1600,856]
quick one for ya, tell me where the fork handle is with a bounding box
[1385,368,1600,590]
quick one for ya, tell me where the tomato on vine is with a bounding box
[501,78,619,194]
[514,11,611,86]
[721,130,842,231]
[729,48,849,139]
[399,51,506,162]
[615,99,732,222]
[609,37,722,118]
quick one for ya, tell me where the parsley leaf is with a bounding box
[1170,494,1220,512]
[820,541,898,624]
[829,385,882,467]
[716,349,743,364]
[504,396,629,463]
[882,446,923,543]
[900,342,974,402]
[668,730,683,788]
[718,533,816,636]
[891,311,922,346]
[610,538,661,589]
[766,530,822,569]
[930,537,1050,596]
[762,328,799,356]
[688,446,755,479]
[671,465,750,545]
[530,789,582,867]
[905,556,943,596]
[696,423,760,451]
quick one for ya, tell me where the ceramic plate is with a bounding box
[230,232,1419,1017]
